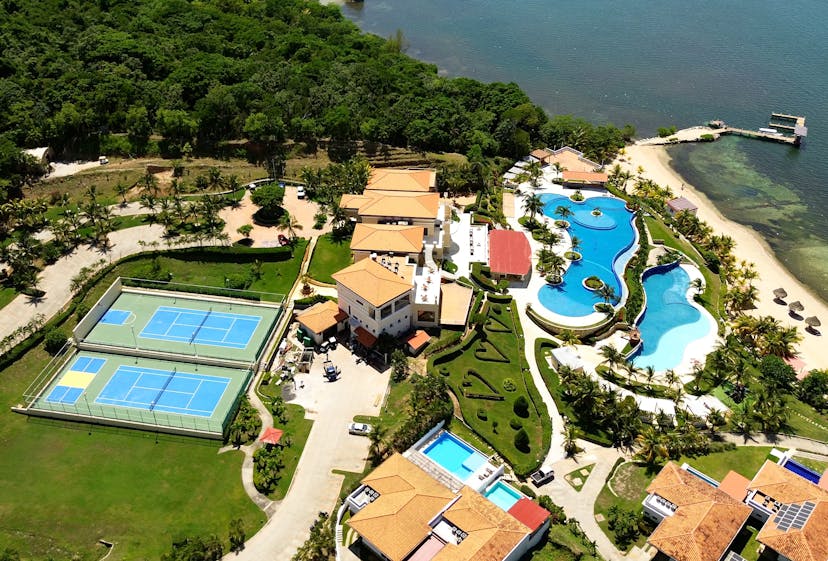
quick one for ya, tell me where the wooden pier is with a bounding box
[710,113,807,147]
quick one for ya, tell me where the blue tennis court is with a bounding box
[139,306,262,349]
[95,365,230,417]
[100,309,132,325]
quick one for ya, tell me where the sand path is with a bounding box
[618,145,827,371]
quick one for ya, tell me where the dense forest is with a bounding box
[0,0,633,197]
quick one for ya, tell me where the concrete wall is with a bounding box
[73,277,122,343]
[337,284,413,339]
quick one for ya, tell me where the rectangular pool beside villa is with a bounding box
[422,432,488,482]
[484,480,523,511]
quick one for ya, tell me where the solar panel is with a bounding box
[776,502,816,532]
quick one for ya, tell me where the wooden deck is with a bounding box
[720,127,800,145]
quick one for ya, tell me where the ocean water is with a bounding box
[341,0,828,301]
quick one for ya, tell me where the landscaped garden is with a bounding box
[429,296,551,476]
[0,247,309,560]
[307,233,354,285]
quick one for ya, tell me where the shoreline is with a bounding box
[617,144,828,372]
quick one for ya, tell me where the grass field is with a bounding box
[0,249,309,561]
[307,234,353,285]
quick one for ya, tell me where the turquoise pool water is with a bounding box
[631,264,714,370]
[537,195,636,318]
[484,480,522,511]
[422,432,487,481]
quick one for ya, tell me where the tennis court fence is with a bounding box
[120,277,285,305]
[22,340,75,408]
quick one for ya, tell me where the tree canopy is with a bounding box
[0,0,633,169]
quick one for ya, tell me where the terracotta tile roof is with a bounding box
[530,148,552,161]
[507,498,550,532]
[648,501,751,561]
[561,170,608,183]
[339,191,440,220]
[434,487,529,561]
[488,230,531,276]
[439,283,474,326]
[354,326,378,349]
[295,301,347,335]
[350,224,424,255]
[366,168,437,192]
[332,258,412,307]
[646,463,751,561]
[348,454,457,561]
[749,461,828,561]
[718,471,750,502]
[543,147,601,173]
[748,461,828,505]
[757,501,828,561]
[405,330,431,353]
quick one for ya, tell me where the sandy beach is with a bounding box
[617,144,828,372]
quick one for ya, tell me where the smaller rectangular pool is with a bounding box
[783,459,822,484]
[484,481,522,511]
[422,432,487,482]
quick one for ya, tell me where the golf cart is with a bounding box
[323,359,341,381]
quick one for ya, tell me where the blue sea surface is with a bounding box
[342,0,828,301]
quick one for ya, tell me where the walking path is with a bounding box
[536,442,626,561]
[0,224,183,344]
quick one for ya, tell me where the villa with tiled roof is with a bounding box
[364,168,437,193]
[644,455,828,561]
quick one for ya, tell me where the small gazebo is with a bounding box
[260,427,284,447]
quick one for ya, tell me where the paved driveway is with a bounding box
[229,344,389,561]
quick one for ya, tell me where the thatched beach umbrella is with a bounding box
[773,288,788,300]
[789,301,805,315]
[805,316,821,333]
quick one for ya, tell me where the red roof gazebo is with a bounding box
[260,427,284,446]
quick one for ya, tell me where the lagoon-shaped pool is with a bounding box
[630,263,716,371]
[537,195,636,318]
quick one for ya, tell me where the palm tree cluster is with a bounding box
[299,156,371,208]
[634,416,710,466]
[138,172,228,241]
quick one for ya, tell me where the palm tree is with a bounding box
[115,182,130,206]
[600,344,624,374]
[706,409,726,435]
[622,362,639,384]
[554,205,574,223]
[562,422,581,458]
[522,193,544,224]
[558,330,581,348]
[643,366,656,390]
[277,210,303,239]
[664,369,679,387]
[367,423,389,465]
[596,283,617,304]
[525,160,543,188]
[569,235,582,254]
[690,278,704,296]
[635,426,669,465]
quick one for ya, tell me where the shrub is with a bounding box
[657,125,678,138]
[509,418,523,430]
[538,496,567,524]
[570,190,584,202]
[477,408,487,421]
[43,328,68,355]
[513,395,530,418]
[514,428,530,452]
[700,134,715,142]
[250,183,285,217]
[607,505,642,548]
[502,378,517,392]
[224,273,251,290]
[75,302,90,321]
[519,484,537,498]
[439,367,450,376]
[442,260,458,274]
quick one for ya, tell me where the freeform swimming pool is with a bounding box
[630,263,715,370]
[422,432,488,481]
[537,195,636,318]
[483,480,523,511]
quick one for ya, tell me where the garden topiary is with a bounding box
[509,418,523,430]
[513,395,530,418]
[43,328,68,355]
[477,408,487,421]
[502,378,517,392]
[514,428,530,452]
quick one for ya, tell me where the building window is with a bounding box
[417,310,435,322]
[369,307,375,319]
[381,304,392,319]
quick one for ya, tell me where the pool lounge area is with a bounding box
[630,262,717,371]
[536,194,637,320]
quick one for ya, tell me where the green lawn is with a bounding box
[307,233,353,284]
[564,464,595,492]
[0,248,310,561]
[270,404,314,500]
[530,524,601,561]
[430,299,551,476]
[678,446,775,480]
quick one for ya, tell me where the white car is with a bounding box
[348,422,372,436]
[297,185,306,199]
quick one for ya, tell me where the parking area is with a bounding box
[236,342,390,561]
